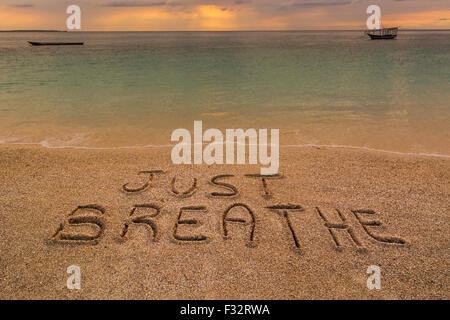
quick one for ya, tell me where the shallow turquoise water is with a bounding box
[0,31,449,154]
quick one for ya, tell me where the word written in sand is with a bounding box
[171,121,279,175]
[50,170,407,252]
[121,170,282,199]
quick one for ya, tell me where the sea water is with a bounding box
[0,30,449,155]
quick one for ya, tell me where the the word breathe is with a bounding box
[171,121,279,175]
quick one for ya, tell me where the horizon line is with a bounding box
[1,28,450,32]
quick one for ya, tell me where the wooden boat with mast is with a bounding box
[366,27,398,40]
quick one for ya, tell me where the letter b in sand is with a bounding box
[66,265,81,290]
[366,265,381,290]
[366,5,381,30]
[66,5,81,30]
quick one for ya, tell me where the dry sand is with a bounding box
[0,144,448,299]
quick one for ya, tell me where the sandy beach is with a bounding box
[0,144,448,299]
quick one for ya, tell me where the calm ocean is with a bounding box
[0,31,449,155]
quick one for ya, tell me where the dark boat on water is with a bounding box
[366,27,398,40]
[28,41,84,46]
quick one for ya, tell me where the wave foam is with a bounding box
[1,139,448,158]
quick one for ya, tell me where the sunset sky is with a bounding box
[1,0,449,31]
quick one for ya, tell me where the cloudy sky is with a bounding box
[1,0,449,30]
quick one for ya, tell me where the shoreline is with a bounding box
[1,141,449,159]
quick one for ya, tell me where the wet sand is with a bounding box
[0,145,448,299]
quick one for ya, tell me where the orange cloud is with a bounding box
[196,5,234,19]
[93,8,177,30]
[91,5,241,31]
[382,10,450,28]
[259,7,450,30]
[1,3,449,31]
[193,5,237,30]
[0,6,55,30]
